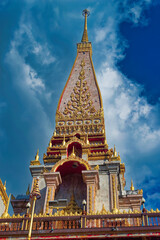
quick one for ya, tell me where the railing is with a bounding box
[0,212,160,236]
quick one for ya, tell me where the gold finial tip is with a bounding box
[81,9,90,42]
[130,179,134,191]
[82,9,90,17]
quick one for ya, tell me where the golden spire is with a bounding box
[130,179,134,191]
[113,144,117,157]
[2,194,11,218]
[49,140,52,148]
[81,9,90,42]
[71,146,75,157]
[35,149,39,161]
[30,149,40,165]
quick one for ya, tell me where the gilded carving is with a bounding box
[58,194,82,215]
[138,189,143,195]
[63,59,96,119]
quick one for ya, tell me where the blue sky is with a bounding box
[0,0,160,211]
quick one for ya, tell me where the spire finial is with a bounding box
[71,146,75,157]
[81,9,90,42]
[113,144,117,157]
[35,149,39,161]
[49,139,52,148]
[130,179,134,191]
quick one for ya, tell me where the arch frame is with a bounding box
[51,155,91,173]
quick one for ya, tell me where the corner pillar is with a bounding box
[82,170,99,213]
[107,163,120,212]
[43,172,62,214]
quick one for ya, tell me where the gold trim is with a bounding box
[51,156,91,172]
[46,187,51,214]
[89,185,92,213]
[89,51,103,110]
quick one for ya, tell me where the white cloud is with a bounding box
[95,0,160,195]
[6,13,56,98]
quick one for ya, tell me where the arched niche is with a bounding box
[51,158,91,210]
[67,142,82,158]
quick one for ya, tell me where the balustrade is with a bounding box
[0,212,160,235]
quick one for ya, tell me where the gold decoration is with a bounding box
[89,186,92,213]
[113,144,117,157]
[66,137,85,147]
[59,193,82,215]
[81,9,90,42]
[86,134,89,144]
[130,179,134,191]
[62,134,66,146]
[46,187,51,214]
[51,155,91,172]
[70,146,75,157]
[1,194,11,218]
[30,149,41,166]
[94,165,99,170]
[100,204,107,215]
[63,59,96,119]
[138,189,143,194]
[112,175,117,213]
[3,181,6,191]
[49,140,52,148]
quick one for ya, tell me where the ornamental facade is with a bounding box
[0,9,160,240]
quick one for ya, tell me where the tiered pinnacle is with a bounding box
[27,10,144,218]
[43,9,123,175]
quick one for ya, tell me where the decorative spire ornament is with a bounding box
[35,149,39,161]
[71,146,76,157]
[49,140,52,148]
[113,145,117,157]
[81,9,90,42]
[28,178,41,240]
[130,179,134,191]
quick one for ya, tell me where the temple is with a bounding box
[1,9,160,240]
